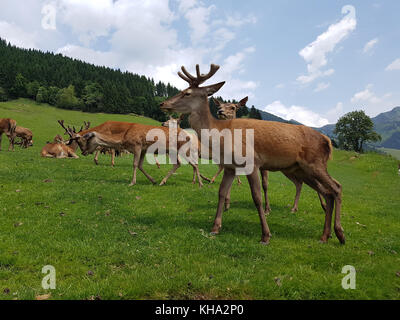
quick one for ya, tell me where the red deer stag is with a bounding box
[63,121,209,187]
[214,97,326,213]
[159,64,344,245]
[0,118,17,151]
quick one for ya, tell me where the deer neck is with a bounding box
[189,97,219,136]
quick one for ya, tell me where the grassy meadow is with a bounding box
[0,99,399,300]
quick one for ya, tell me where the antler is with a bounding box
[84,121,91,130]
[178,64,220,87]
[57,120,74,137]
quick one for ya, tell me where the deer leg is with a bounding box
[192,165,197,184]
[290,177,303,213]
[138,151,157,185]
[8,134,14,151]
[318,193,327,213]
[111,149,115,167]
[260,170,271,215]
[236,176,242,185]
[130,148,141,186]
[191,163,203,188]
[210,168,236,235]
[155,155,161,169]
[224,186,231,211]
[248,169,272,244]
[160,159,181,186]
[210,166,224,184]
[0,133,2,151]
[94,150,99,165]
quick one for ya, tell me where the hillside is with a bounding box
[318,106,400,149]
[1,99,400,300]
[259,109,302,125]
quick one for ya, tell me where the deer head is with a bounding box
[215,97,248,120]
[57,120,92,152]
[159,64,225,114]
[162,114,184,128]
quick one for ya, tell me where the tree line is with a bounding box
[0,38,262,125]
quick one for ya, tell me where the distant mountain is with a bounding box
[317,106,400,149]
[258,109,302,125]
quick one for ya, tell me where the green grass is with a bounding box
[0,99,399,300]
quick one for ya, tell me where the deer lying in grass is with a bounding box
[213,97,325,213]
[41,134,79,158]
[159,64,344,245]
[9,126,33,148]
[64,120,209,187]
[0,118,17,151]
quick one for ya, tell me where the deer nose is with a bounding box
[159,102,164,107]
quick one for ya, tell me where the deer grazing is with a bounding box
[214,97,326,213]
[40,134,79,158]
[159,64,344,245]
[63,120,209,187]
[10,126,33,148]
[0,118,17,151]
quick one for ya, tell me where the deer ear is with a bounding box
[238,96,248,108]
[212,97,221,107]
[205,81,225,96]
[83,132,95,140]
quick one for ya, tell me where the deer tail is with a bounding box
[322,134,333,161]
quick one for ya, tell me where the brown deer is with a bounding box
[214,97,326,213]
[0,118,17,151]
[9,126,33,148]
[40,134,79,158]
[159,64,344,245]
[160,115,211,186]
[63,120,209,187]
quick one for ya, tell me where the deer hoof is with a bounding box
[291,208,298,213]
[260,240,270,245]
[129,182,136,187]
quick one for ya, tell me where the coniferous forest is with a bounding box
[0,38,261,125]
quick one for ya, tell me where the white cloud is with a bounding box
[0,21,38,49]
[275,83,285,89]
[0,0,258,101]
[264,100,329,127]
[314,82,330,92]
[351,84,381,104]
[326,102,344,123]
[297,5,356,84]
[350,84,395,117]
[363,38,379,54]
[386,58,400,71]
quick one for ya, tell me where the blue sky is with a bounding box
[0,0,399,127]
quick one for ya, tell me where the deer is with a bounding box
[159,64,344,245]
[58,120,124,168]
[9,126,33,148]
[40,134,79,159]
[63,120,209,187]
[0,118,17,151]
[213,97,326,213]
[160,114,211,186]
